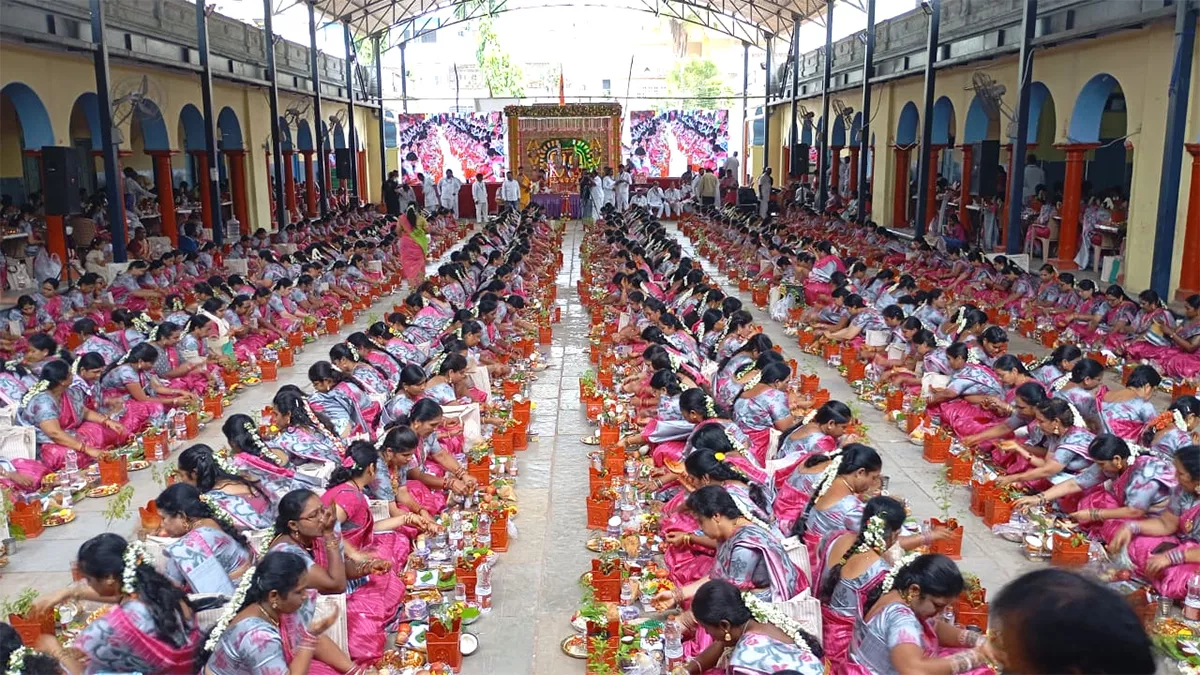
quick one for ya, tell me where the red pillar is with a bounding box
[357,150,367,201]
[829,145,844,194]
[282,150,297,221]
[224,149,250,236]
[1053,143,1099,270]
[191,150,213,232]
[1177,143,1200,299]
[958,143,973,239]
[892,146,910,228]
[925,145,944,226]
[848,147,860,195]
[301,150,316,216]
[147,151,178,244]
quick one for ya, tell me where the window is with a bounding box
[601,79,611,89]
[421,32,437,43]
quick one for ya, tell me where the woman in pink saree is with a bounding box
[847,554,991,675]
[1015,434,1175,544]
[731,361,803,466]
[401,398,476,515]
[397,206,430,286]
[149,321,211,397]
[1108,445,1200,602]
[320,443,411,666]
[100,343,193,434]
[790,443,882,579]
[224,294,271,363]
[1107,289,1176,358]
[34,533,201,675]
[804,240,846,305]
[16,359,129,487]
[925,342,1007,440]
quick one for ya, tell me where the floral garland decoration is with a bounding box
[741,372,762,390]
[203,529,275,652]
[881,551,920,594]
[20,379,49,407]
[1175,409,1189,432]
[199,493,240,531]
[121,541,149,595]
[347,343,360,361]
[740,592,812,654]
[704,394,718,418]
[966,349,982,365]
[801,409,818,425]
[1051,375,1070,392]
[856,513,889,554]
[1066,402,1086,429]
[131,313,154,336]
[213,448,240,475]
[813,453,845,501]
[6,645,29,675]
[243,422,287,467]
[302,398,346,454]
[667,353,682,374]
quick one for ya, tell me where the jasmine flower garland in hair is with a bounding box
[741,372,762,390]
[741,593,813,654]
[121,541,149,595]
[813,454,844,501]
[240,422,286,468]
[5,646,35,675]
[1051,375,1070,392]
[1066,402,1085,429]
[20,379,48,407]
[203,529,275,652]
[858,513,889,554]
[1175,409,1189,432]
[199,493,240,531]
[881,551,920,593]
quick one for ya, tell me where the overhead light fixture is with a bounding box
[856,31,868,44]
[920,1,933,16]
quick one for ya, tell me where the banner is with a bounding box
[628,109,729,178]
[396,112,507,184]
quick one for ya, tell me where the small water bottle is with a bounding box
[475,562,493,613]
[620,579,634,606]
[173,410,188,441]
[606,516,622,539]
[663,618,684,667]
[1184,573,1200,620]
[64,448,79,484]
[448,510,464,551]
[477,511,492,548]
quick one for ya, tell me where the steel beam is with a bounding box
[198,0,226,241]
[914,0,940,238]
[857,0,875,223]
[264,0,288,228]
[1004,0,1036,253]
[91,0,126,261]
[309,0,328,217]
[817,0,832,208]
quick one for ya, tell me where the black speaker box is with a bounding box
[790,143,809,177]
[971,140,1000,198]
[42,146,81,216]
[335,148,353,177]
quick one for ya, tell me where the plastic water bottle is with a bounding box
[663,618,684,667]
[475,561,493,613]
[448,510,464,551]
[63,448,79,485]
[173,410,188,441]
[477,511,492,548]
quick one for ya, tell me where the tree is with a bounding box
[665,58,732,110]
[452,0,525,98]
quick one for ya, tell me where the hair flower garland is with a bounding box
[813,453,844,501]
[742,372,762,390]
[1051,375,1070,392]
[704,394,717,418]
[741,592,813,655]
[1066,402,1086,429]
[204,529,275,652]
[199,493,240,531]
[802,409,818,425]
[20,379,49,407]
[121,541,148,595]
[858,513,889,554]
[6,646,29,675]
[1175,409,1189,432]
[881,551,921,594]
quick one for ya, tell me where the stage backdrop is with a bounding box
[628,109,729,178]
[505,103,621,194]
[396,111,507,184]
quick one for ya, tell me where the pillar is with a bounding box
[829,145,844,194]
[925,145,943,228]
[1177,144,1200,299]
[282,149,297,219]
[225,149,249,235]
[147,150,178,244]
[958,144,973,240]
[191,150,213,232]
[892,146,910,228]
[357,149,368,202]
[848,146,860,195]
[302,150,316,215]
[1053,143,1099,270]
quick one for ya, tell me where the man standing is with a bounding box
[615,163,632,211]
[1023,154,1045,203]
[500,170,521,211]
[421,172,438,210]
[383,170,402,216]
[439,169,462,217]
[723,152,741,184]
[757,167,773,217]
[471,173,489,223]
[588,171,606,225]
[697,167,719,207]
[602,167,616,207]
[397,182,415,215]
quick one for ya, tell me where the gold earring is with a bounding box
[724,632,732,642]
[272,601,278,610]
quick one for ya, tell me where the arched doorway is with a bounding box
[69,93,103,195]
[893,101,920,227]
[218,107,248,233]
[0,83,55,204]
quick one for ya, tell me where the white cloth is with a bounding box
[500,179,520,202]
[471,180,488,202]
[758,174,773,217]
[422,177,438,208]
[723,156,740,180]
[439,176,462,216]
[602,176,616,205]
[1023,164,1045,200]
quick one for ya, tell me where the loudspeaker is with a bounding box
[970,140,1000,198]
[335,149,353,177]
[42,146,81,216]
[790,143,810,177]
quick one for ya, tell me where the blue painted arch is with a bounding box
[896,102,919,145]
[295,120,313,152]
[1,83,55,148]
[1068,74,1121,144]
[931,97,955,145]
[831,115,846,147]
[332,123,346,150]
[217,107,243,150]
[800,118,813,145]
[178,104,207,151]
[1023,83,1053,142]
[69,93,103,150]
[850,112,862,147]
[132,99,170,151]
[962,94,994,144]
[277,118,293,151]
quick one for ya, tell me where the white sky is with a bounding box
[215,0,921,64]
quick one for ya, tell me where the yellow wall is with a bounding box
[0,42,385,230]
[777,20,1200,296]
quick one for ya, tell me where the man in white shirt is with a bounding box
[421,172,438,210]
[646,184,666,218]
[1022,154,1045,203]
[615,164,632,211]
[439,169,463,217]
[500,171,521,211]
[689,171,702,212]
[757,168,773,217]
[601,167,616,207]
[664,186,682,217]
[723,152,741,184]
[471,173,489,223]
[588,173,606,224]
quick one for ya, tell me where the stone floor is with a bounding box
[0,219,1152,673]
